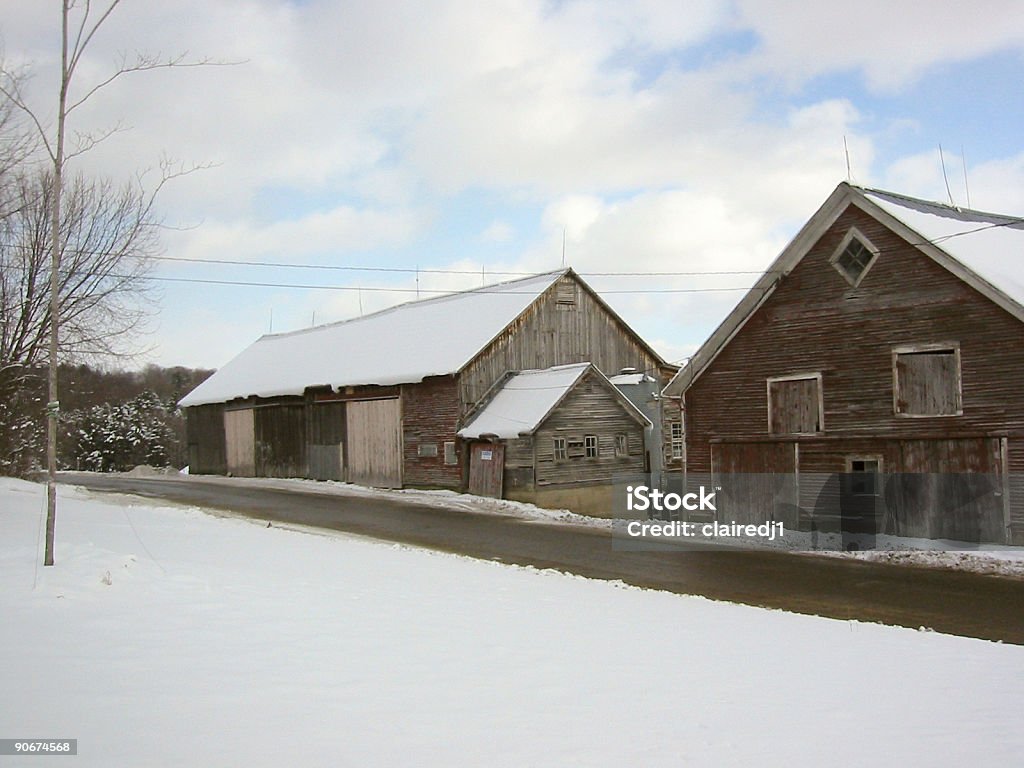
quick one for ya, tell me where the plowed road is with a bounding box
[61,473,1024,645]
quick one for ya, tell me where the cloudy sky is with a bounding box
[3,0,1023,370]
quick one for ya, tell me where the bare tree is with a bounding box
[0,1,226,565]
[0,169,161,373]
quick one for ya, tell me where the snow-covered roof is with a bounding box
[457,363,591,439]
[180,271,566,407]
[458,362,651,439]
[665,183,1024,396]
[609,372,656,386]
[861,187,1024,309]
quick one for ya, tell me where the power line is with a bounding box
[0,245,784,277]
[101,272,763,294]
[149,254,774,277]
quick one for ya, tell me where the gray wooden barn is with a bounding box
[180,269,675,513]
[664,182,1024,544]
[457,362,650,515]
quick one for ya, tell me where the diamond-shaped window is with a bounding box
[831,230,877,286]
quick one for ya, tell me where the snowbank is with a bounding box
[2,477,1023,766]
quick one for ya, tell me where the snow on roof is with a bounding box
[457,363,591,439]
[861,187,1024,309]
[608,372,655,385]
[180,271,566,407]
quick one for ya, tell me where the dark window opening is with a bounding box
[833,235,876,285]
[849,459,880,496]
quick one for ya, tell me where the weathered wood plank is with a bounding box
[459,276,665,411]
[224,408,255,477]
[346,398,403,488]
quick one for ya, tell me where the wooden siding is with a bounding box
[459,275,664,411]
[712,441,799,527]
[801,436,1004,541]
[306,401,345,481]
[503,436,535,492]
[706,436,1006,540]
[185,404,226,475]
[686,202,1024,477]
[224,407,255,477]
[1009,439,1024,544]
[533,370,646,487]
[401,376,462,489]
[254,404,306,478]
[346,397,403,488]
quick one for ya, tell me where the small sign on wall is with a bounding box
[480,450,493,461]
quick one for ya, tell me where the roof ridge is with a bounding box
[853,184,1024,225]
[513,361,592,376]
[259,268,570,342]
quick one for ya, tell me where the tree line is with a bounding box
[0,363,212,475]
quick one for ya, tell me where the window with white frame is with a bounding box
[670,422,683,460]
[443,441,457,465]
[614,434,628,457]
[893,345,961,416]
[584,434,598,458]
[553,437,568,461]
[830,228,878,287]
[768,374,823,435]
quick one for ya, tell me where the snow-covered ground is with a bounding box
[2,476,1023,767]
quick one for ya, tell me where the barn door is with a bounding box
[468,442,505,498]
[345,398,402,488]
[889,437,1004,542]
[224,408,256,477]
[715,441,798,526]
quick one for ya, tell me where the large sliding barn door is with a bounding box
[345,398,403,488]
[889,437,1005,542]
[224,408,256,477]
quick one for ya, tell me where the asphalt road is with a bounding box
[60,472,1024,645]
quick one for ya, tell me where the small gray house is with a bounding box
[457,362,650,515]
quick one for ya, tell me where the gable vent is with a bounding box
[830,228,878,287]
[555,279,577,309]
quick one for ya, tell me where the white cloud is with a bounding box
[480,220,515,243]
[734,0,1024,91]
[166,205,428,263]
[883,148,1024,213]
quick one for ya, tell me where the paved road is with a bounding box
[61,473,1024,645]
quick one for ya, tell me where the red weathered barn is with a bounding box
[664,183,1024,544]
